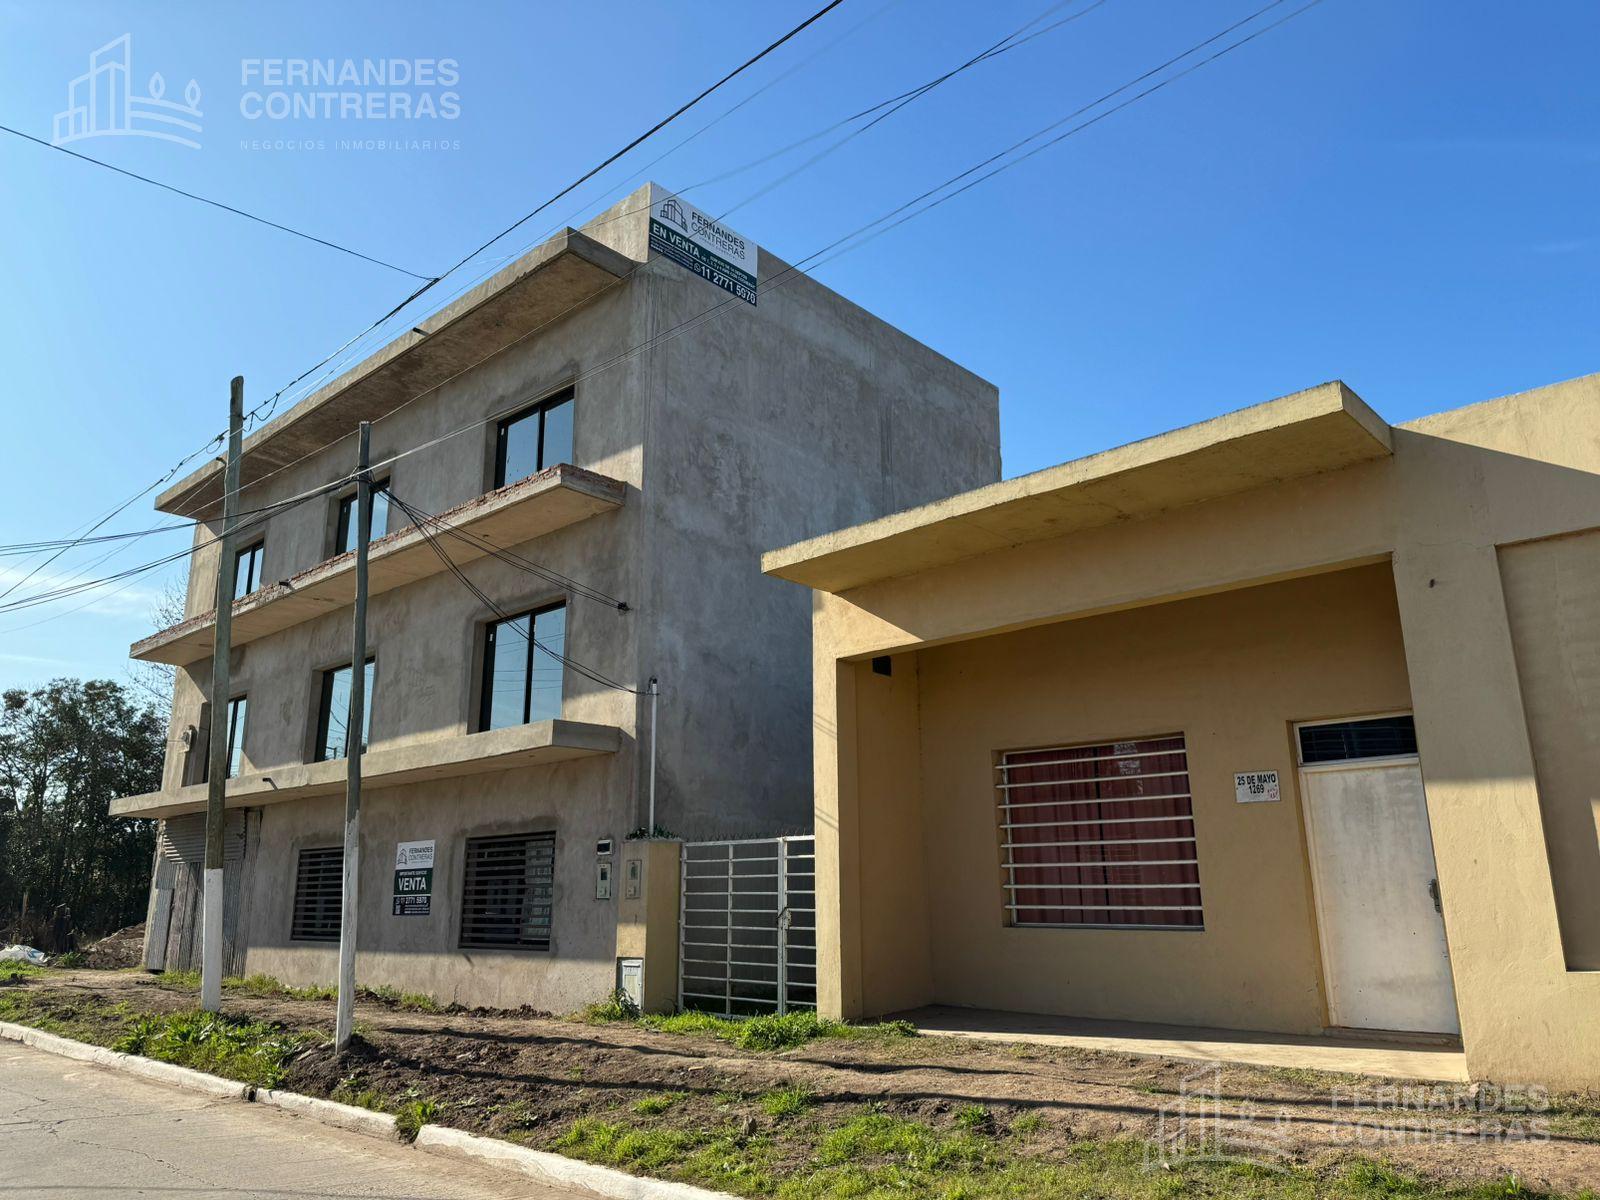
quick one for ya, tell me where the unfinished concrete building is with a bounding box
[114,183,999,1011]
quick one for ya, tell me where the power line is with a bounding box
[388,492,642,695]
[197,0,854,453]
[384,489,628,612]
[0,122,437,282]
[184,0,1116,520]
[356,0,1325,486]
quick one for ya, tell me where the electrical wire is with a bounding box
[383,488,627,612]
[388,491,642,695]
[0,122,436,281]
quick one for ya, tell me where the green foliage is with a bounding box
[0,680,164,943]
[639,1008,916,1052]
[633,1091,685,1115]
[107,1008,310,1087]
[52,950,86,969]
[362,983,442,1012]
[760,1086,812,1118]
[954,1104,992,1132]
[0,961,48,984]
[581,989,640,1023]
[395,1093,442,1141]
[1008,1111,1044,1136]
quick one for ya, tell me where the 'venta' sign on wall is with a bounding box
[649,194,758,305]
[393,839,435,916]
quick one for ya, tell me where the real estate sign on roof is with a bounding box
[649,194,758,305]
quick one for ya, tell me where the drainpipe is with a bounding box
[647,678,660,835]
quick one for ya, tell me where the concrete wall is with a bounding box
[144,182,999,1009]
[804,372,1600,1088]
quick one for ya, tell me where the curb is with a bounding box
[4,1021,736,1200]
[0,1020,250,1101]
[415,1125,740,1200]
[256,1087,400,1141]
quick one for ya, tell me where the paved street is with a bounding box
[0,1040,577,1199]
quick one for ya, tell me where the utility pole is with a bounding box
[202,377,244,1014]
[335,422,373,1053]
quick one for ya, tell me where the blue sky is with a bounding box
[0,0,1595,688]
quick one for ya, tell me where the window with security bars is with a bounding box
[459,832,555,950]
[291,846,343,941]
[998,734,1203,929]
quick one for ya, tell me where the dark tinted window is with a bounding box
[291,846,342,941]
[335,481,391,554]
[1298,715,1417,765]
[495,391,574,486]
[225,696,248,778]
[459,832,554,950]
[480,604,566,730]
[316,659,376,761]
[234,541,264,598]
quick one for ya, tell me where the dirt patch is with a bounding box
[75,924,145,970]
[6,970,1598,1196]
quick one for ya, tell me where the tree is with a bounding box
[0,679,163,941]
[125,577,186,725]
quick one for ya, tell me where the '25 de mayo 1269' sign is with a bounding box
[649,194,758,305]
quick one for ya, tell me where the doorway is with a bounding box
[1297,715,1460,1036]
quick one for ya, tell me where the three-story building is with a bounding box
[114,184,999,1010]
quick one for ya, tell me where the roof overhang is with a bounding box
[158,227,637,517]
[111,719,620,820]
[763,382,1393,593]
[133,464,625,666]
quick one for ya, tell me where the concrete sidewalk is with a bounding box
[0,1040,576,1198]
[899,1006,1469,1081]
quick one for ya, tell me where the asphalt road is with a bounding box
[0,1040,580,1199]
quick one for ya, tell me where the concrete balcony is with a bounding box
[132,464,625,667]
[111,719,621,820]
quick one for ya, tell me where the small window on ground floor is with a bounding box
[998,733,1202,929]
[459,832,555,951]
[1297,714,1417,765]
[291,846,343,941]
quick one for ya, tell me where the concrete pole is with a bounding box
[647,678,659,835]
[334,422,373,1053]
[201,377,244,1013]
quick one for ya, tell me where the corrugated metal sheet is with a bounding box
[157,813,247,864]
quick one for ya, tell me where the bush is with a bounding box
[108,1008,310,1087]
[582,989,640,1023]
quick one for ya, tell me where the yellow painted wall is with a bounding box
[904,565,1412,1032]
[1498,530,1600,969]
[802,372,1600,1088]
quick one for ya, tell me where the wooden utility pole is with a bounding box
[202,377,244,1013]
[335,422,373,1052]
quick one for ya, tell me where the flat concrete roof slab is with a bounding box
[763,382,1392,593]
[111,718,621,820]
[158,227,636,517]
[133,464,625,666]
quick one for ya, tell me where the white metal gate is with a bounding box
[678,836,816,1016]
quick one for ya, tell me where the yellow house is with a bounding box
[762,372,1600,1089]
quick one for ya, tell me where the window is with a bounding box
[998,734,1202,929]
[334,480,391,555]
[479,604,566,730]
[234,541,265,599]
[192,696,248,783]
[291,846,343,941]
[459,832,555,950]
[315,659,375,761]
[494,390,574,487]
[1298,715,1417,765]
[224,695,248,778]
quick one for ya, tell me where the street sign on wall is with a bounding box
[649,194,758,305]
[393,839,435,916]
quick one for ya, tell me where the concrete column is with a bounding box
[614,838,682,1013]
[815,657,863,1020]
[1392,544,1600,1087]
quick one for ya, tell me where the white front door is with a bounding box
[1301,758,1460,1035]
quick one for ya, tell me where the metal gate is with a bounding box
[678,836,815,1017]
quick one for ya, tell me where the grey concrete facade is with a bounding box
[119,183,999,1011]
